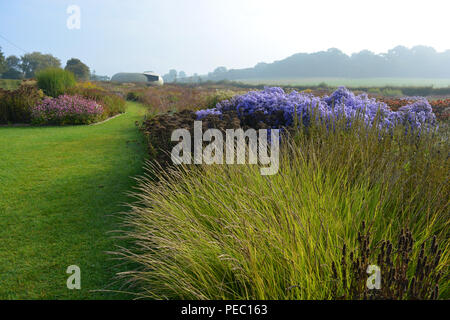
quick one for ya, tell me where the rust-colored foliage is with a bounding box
[376,96,450,121]
[140,109,242,165]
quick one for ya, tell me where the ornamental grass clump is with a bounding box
[36,68,76,98]
[116,112,449,299]
[31,94,103,125]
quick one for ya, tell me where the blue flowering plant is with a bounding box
[195,86,437,134]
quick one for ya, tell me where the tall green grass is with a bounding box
[36,68,76,98]
[117,117,449,299]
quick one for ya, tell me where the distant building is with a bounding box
[143,71,164,85]
[111,71,164,85]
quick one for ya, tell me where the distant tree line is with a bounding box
[0,47,106,81]
[162,69,188,83]
[202,46,450,81]
[162,69,205,83]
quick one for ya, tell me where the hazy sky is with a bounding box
[1,0,450,76]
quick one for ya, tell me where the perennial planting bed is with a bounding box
[142,86,440,165]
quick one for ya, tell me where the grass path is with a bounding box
[0,102,146,299]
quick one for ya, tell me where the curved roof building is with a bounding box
[111,72,163,85]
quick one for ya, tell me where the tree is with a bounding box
[2,55,23,79]
[193,73,200,83]
[209,66,228,80]
[6,55,20,69]
[169,69,177,82]
[163,69,178,83]
[0,47,7,75]
[65,58,90,81]
[198,45,450,80]
[20,52,61,78]
[214,66,227,74]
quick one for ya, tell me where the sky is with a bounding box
[1,0,450,77]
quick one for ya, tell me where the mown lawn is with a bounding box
[0,102,146,299]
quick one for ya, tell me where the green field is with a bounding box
[237,77,450,88]
[0,102,146,299]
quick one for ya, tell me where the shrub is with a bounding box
[0,89,4,122]
[126,91,141,101]
[36,68,76,98]
[368,88,403,97]
[140,109,242,164]
[75,81,101,90]
[100,94,126,117]
[66,85,126,117]
[0,85,44,123]
[381,88,403,97]
[367,88,382,95]
[31,95,103,125]
[204,89,238,109]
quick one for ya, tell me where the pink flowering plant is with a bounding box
[31,95,104,125]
